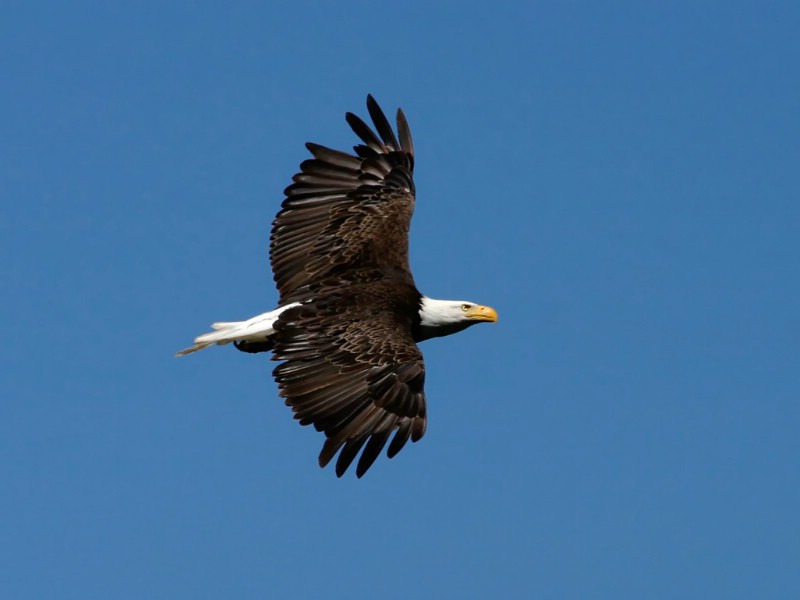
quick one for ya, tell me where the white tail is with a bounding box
[176,303,300,356]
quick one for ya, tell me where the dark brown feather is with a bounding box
[387,421,413,458]
[366,94,399,150]
[396,109,414,163]
[356,429,393,478]
[272,277,427,477]
[270,97,416,304]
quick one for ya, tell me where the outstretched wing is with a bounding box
[272,280,427,478]
[270,95,416,304]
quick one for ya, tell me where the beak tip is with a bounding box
[482,306,498,323]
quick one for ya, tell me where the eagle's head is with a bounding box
[416,297,498,341]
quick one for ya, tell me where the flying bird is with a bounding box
[178,96,497,477]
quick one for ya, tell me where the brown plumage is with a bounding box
[272,278,426,478]
[271,96,416,304]
[268,96,426,477]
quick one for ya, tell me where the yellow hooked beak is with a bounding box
[465,304,498,323]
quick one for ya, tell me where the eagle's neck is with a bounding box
[414,296,473,342]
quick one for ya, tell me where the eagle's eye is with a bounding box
[461,304,471,311]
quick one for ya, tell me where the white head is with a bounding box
[417,297,498,341]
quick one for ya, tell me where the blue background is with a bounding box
[3,2,798,598]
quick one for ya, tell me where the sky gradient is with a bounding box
[3,2,799,598]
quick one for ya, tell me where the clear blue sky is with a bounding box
[2,2,799,598]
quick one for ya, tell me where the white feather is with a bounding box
[176,303,300,356]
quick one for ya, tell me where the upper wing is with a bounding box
[270,95,416,304]
[271,280,427,478]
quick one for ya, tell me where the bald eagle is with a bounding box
[178,96,497,477]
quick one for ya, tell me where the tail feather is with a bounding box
[176,303,300,357]
[175,342,214,356]
[176,322,245,356]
